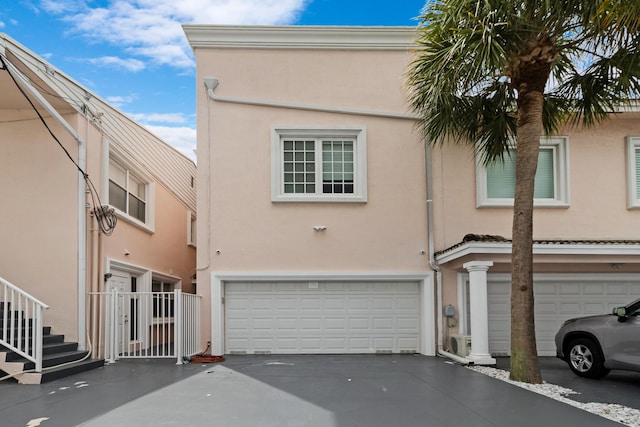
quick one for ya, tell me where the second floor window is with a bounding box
[476,136,569,208]
[271,127,367,203]
[109,159,147,223]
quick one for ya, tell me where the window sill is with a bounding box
[272,195,367,203]
[477,200,570,209]
[111,206,155,234]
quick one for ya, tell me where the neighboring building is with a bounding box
[432,112,640,361]
[0,33,197,381]
[185,24,640,364]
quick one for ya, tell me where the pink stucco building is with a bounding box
[185,25,640,363]
[0,34,197,382]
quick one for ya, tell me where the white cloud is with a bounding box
[128,112,188,124]
[144,124,197,161]
[87,56,146,72]
[106,95,136,108]
[40,0,308,70]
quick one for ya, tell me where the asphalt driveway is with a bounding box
[1,355,637,427]
[497,356,640,411]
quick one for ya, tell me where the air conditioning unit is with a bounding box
[450,334,472,357]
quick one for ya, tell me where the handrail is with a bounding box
[1,277,49,372]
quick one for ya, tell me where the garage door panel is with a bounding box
[373,318,394,330]
[606,283,630,295]
[398,317,419,331]
[349,298,370,310]
[325,318,347,330]
[584,283,606,294]
[558,283,580,294]
[225,281,421,354]
[397,297,419,310]
[535,301,557,314]
[373,298,394,310]
[488,277,640,356]
[559,302,581,315]
[349,318,370,330]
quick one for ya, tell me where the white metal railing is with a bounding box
[0,277,49,372]
[88,290,201,364]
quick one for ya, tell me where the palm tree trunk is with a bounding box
[510,86,544,384]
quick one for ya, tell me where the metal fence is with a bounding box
[88,290,201,364]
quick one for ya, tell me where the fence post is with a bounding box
[34,304,43,373]
[108,287,118,363]
[174,289,182,365]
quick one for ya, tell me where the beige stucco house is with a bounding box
[0,34,197,381]
[184,25,435,357]
[185,24,640,363]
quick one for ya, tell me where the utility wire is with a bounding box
[0,54,117,235]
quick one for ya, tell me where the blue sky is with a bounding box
[0,1,426,160]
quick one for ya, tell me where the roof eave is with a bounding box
[436,242,640,265]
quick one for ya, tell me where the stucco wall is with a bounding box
[0,113,80,339]
[432,112,640,252]
[198,47,427,272]
[103,182,196,292]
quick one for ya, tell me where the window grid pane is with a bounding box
[283,139,315,194]
[109,180,127,212]
[322,140,354,194]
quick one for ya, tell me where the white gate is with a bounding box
[88,290,201,364]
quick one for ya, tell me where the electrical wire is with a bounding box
[0,54,117,235]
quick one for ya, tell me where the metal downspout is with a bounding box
[424,140,443,353]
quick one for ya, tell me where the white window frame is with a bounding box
[626,137,640,209]
[187,210,196,247]
[476,136,569,208]
[106,149,155,233]
[271,127,367,203]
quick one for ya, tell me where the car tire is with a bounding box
[566,338,610,379]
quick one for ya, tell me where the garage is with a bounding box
[486,274,640,356]
[224,281,421,354]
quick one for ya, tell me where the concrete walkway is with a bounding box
[75,355,622,427]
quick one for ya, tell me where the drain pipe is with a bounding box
[424,139,470,365]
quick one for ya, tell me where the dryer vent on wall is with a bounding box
[450,334,471,357]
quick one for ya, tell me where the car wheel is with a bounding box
[566,338,610,379]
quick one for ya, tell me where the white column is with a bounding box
[463,261,496,365]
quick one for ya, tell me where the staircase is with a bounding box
[1,278,104,384]
[0,323,104,384]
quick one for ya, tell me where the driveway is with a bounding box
[0,355,635,427]
[496,356,640,411]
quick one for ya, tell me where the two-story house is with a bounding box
[184,25,435,357]
[0,33,198,383]
[185,24,640,364]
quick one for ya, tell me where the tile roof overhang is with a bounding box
[435,234,640,265]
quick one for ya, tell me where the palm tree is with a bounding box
[407,0,640,383]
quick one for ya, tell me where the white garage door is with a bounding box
[225,281,420,354]
[487,276,640,356]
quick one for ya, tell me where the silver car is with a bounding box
[555,298,640,378]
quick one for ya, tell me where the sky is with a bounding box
[0,0,427,161]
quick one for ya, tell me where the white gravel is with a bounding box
[468,365,640,427]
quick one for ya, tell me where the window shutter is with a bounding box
[486,152,516,198]
[534,148,555,198]
[486,148,555,199]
